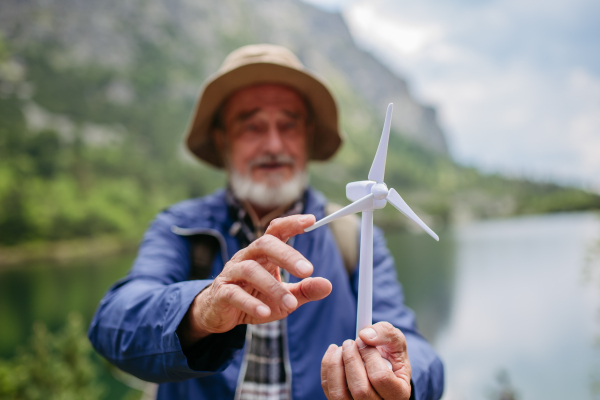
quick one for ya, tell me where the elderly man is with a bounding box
[89,44,444,400]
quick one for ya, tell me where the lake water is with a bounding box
[390,211,600,400]
[1,211,599,399]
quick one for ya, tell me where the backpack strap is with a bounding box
[325,202,360,276]
[187,234,221,280]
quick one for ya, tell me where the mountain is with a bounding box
[0,0,449,154]
[239,0,449,154]
[0,0,598,248]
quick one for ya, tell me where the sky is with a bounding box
[303,0,600,190]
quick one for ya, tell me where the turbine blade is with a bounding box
[368,103,393,183]
[386,188,439,241]
[304,194,374,232]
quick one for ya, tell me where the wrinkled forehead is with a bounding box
[222,83,309,122]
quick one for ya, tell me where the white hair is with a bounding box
[228,154,308,208]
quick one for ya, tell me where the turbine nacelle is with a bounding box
[346,180,387,209]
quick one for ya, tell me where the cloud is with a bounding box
[346,3,443,55]
[336,0,600,189]
[301,0,358,12]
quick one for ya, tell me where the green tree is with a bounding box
[0,313,104,400]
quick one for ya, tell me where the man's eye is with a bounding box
[281,121,297,130]
[244,123,260,132]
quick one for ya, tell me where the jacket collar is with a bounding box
[176,186,328,236]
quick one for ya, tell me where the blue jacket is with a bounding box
[88,188,444,399]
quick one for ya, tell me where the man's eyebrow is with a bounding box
[234,108,260,123]
[282,110,302,119]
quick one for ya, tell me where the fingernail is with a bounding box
[283,294,297,310]
[299,215,312,224]
[356,338,367,349]
[256,305,270,317]
[296,260,312,275]
[334,346,343,358]
[328,344,337,352]
[362,328,377,340]
[342,340,353,350]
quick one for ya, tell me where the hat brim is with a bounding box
[186,62,342,168]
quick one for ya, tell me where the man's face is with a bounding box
[217,84,310,186]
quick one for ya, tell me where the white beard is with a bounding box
[229,169,308,209]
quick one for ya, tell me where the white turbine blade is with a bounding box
[368,103,393,183]
[304,194,374,232]
[386,188,439,241]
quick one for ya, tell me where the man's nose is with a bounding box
[263,124,285,153]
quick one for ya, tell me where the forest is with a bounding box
[0,0,598,255]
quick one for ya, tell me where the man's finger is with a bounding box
[326,345,352,400]
[357,338,412,400]
[245,234,314,278]
[321,344,337,399]
[217,283,271,319]
[228,260,298,311]
[341,340,380,400]
[358,322,407,353]
[265,214,316,242]
[358,322,411,377]
[287,277,332,307]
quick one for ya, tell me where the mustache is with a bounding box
[249,154,295,168]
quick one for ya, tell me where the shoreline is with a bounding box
[1,210,596,269]
[0,235,140,268]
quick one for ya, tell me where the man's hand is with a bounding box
[321,322,412,400]
[179,214,332,347]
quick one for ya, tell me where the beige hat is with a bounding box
[185,44,343,168]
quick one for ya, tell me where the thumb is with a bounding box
[286,277,332,307]
[357,322,412,384]
[358,322,407,350]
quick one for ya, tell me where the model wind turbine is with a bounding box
[305,103,439,337]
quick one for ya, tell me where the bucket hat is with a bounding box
[185,44,342,168]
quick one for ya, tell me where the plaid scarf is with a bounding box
[226,189,305,400]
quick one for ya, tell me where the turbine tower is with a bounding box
[305,103,439,337]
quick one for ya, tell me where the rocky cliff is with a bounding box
[0,0,449,155]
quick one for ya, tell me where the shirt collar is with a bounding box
[225,187,305,245]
